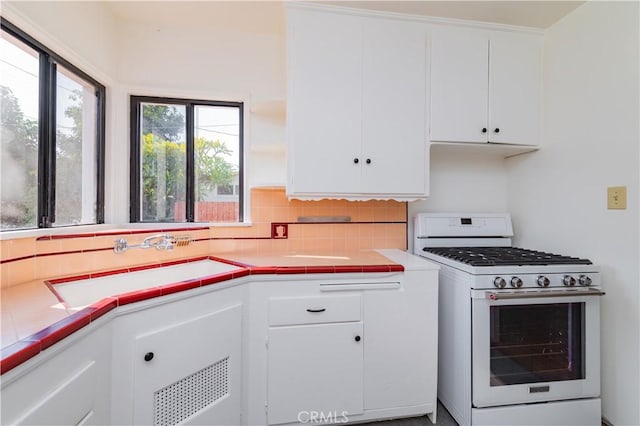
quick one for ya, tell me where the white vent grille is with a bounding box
[153,357,229,426]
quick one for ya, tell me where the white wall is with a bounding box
[506,2,640,424]
[3,1,119,83]
[408,148,509,251]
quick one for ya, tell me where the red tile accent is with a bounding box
[89,298,118,321]
[129,264,162,272]
[249,266,278,275]
[0,255,35,265]
[334,266,364,273]
[49,233,97,240]
[160,258,194,267]
[35,226,211,241]
[117,287,163,306]
[0,340,40,374]
[31,309,93,351]
[232,269,251,279]
[362,265,392,273]
[0,340,41,374]
[44,280,66,304]
[207,256,251,268]
[160,279,201,296]
[276,266,308,274]
[90,268,131,279]
[200,273,234,287]
[306,266,336,274]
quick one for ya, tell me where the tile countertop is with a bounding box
[0,249,438,374]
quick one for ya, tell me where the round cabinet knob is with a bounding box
[510,277,523,288]
[494,128,500,133]
[353,158,359,164]
[537,276,550,287]
[144,352,154,362]
[366,158,372,164]
[563,275,576,286]
[482,128,487,133]
[493,277,507,289]
[579,275,592,286]
[354,335,361,342]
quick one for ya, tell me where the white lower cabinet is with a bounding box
[2,255,438,426]
[1,322,112,425]
[133,305,242,425]
[256,271,438,425]
[110,285,246,426]
[267,322,364,424]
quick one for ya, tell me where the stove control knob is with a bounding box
[537,276,550,287]
[510,277,523,288]
[493,277,507,289]
[563,275,576,286]
[579,275,592,286]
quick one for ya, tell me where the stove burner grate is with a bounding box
[422,246,592,266]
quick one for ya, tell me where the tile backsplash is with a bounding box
[0,188,407,288]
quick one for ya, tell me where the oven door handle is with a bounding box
[485,289,605,300]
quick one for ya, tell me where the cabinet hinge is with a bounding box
[265,403,269,414]
[265,336,269,348]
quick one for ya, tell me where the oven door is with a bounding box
[471,288,603,408]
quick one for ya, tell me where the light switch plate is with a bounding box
[607,186,627,209]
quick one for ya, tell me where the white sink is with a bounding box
[52,260,243,309]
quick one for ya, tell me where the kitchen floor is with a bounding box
[362,402,458,426]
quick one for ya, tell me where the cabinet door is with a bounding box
[363,275,438,412]
[362,18,428,195]
[1,325,111,426]
[133,304,242,426]
[287,8,363,194]
[430,27,489,143]
[488,32,542,145]
[267,322,364,424]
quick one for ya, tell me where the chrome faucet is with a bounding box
[113,234,174,254]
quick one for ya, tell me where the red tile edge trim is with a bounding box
[0,255,35,265]
[2,256,405,374]
[0,340,41,375]
[117,287,163,306]
[249,266,278,275]
[160,279,201,296]
[28,309,93,351]
[44,280,67,305]
[200,272,235,287]
[89,298,118,321]
[36,226,210,241]
[207,256,251,268]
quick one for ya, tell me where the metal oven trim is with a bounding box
[471,292,601,408]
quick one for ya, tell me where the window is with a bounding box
[130,96,243,223]
[0,20,105,230]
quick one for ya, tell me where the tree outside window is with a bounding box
[132,98,243,223]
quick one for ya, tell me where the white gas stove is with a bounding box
[414,213,603,426]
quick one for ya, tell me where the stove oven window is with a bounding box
[489,303,585,386]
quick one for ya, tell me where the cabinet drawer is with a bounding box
[269,295,361,326]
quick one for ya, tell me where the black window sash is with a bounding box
[130,96,244,223]
[1,18,106,228]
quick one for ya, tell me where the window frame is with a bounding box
[129,95,244,223]
[1,19,106,229]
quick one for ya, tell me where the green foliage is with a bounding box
[142,104,185,142]
[140,106,237,221]
[0,86,38,228]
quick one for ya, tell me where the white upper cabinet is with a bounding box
[488,31,542,145]
[286,8,363,196]
[361,18,428,196]
[430,27,542,146]
[286,6,429,200]
[430,27,489,144]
